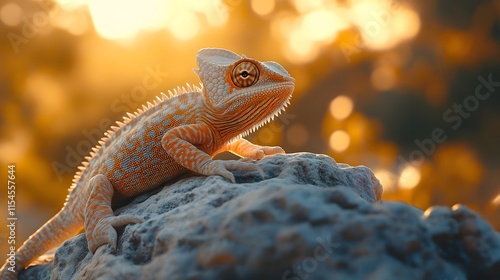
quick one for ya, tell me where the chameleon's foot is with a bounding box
[85,174,142,253]
[200,160,264,183]
[87,215,142,252]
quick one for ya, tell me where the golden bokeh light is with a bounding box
[88,0,170,40]
[292,0,325,14]
[0,2,22,27]
[170,11,201,41]
[251,0,275,16]
[349,0,392,26]
[285,27,321,64]
[301,10,345,43]
[374,169,396,192]
[492,194,500,206]
[329,130,350,152]
[329,95,354,120]
[398,165,421,190]
[270,0,421,64]
[348,0,392,45]
[53,9,90,36]
[270,12,294,41]
[0,129,31,164]
[349,0,420,51]
[285,7,349,63]
[49,0,422,60]
[391,8,421,41]
[56,0,90,10]
[55,0,227,41]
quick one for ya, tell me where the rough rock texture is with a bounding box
[20,153,500,280]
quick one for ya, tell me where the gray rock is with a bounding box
[19,153,500,280]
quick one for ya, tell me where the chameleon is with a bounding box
[0,48,295,279]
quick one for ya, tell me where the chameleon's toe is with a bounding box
[201,160,236,182]
[252,146,285,159]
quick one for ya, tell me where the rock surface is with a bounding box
[20,153,500,280]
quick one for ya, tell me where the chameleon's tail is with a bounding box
[0,208,83,279]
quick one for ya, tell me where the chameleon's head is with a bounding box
[195,48,295,141]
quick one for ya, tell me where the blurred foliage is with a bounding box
[0,0,499,258]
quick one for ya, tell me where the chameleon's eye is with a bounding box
[231,61,259,88]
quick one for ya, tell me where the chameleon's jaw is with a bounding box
[225,81,294,144]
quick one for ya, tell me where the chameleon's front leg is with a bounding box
[161,124,263,182]
[84,174,142,253]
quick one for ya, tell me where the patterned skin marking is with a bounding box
[0,48,294,279]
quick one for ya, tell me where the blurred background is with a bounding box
[1,0,499,257]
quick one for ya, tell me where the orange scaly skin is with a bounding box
[0,48,295,279]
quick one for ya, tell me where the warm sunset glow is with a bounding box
[329,130,350,152]
[270,0,421,64]
[301,10,345,43]
[329,95,354,120]
[251,0,275,16]
[53,10,91,36]
[0,2,22,27]
[398,165,421,190]
[285,27,320,64]
[349,0,421,51]
[292,0,324,14]
[374,169,396,192]
[56,0,227,41]
[169,11,201,41]
[56,0,90,10]
[88,0,169,40]
[0,130,30,163]
[282,7,349,63]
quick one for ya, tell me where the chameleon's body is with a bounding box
[0,48,294,279]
